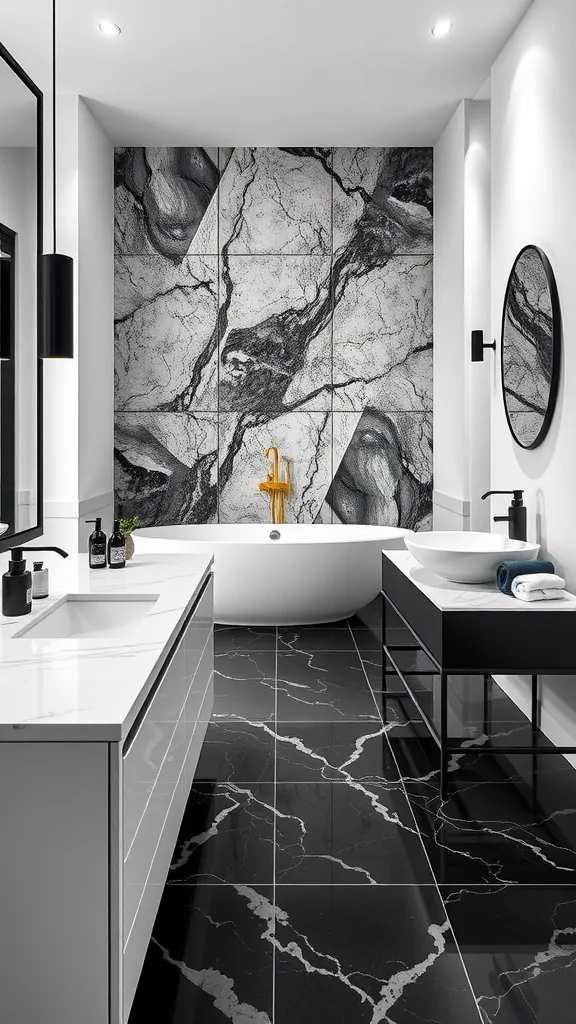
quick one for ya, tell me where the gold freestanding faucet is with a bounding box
[258,447,291,524]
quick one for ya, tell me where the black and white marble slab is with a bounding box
[168,783,275,885]
[332,146,433,257]
[275,782,433,885]
[328,410,433,529]
[274,885,479,1023]
[219,147,332,255]
[129,885,274,1023]
[332,255,433,412]
[115,146,220,258]
[218,410,332,524]
[114,412,218,525]
[276,651,380,722]
[130,625,576,1024]
[115,255,219,412]
[114,146,434,530]
[218,255,333,414]
[194,721,276,784]
[275,721,402,783]
[212,651,276,722]
[442,885,576,1024]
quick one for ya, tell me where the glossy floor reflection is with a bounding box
[130,610,576,1023]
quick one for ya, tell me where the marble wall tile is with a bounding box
[115,255,219,412]
[219,148,332,255]
[114,146,219,257]
[333,146,433,258]
[219,256,332,414]
[218,412,332,524]
[114,147,433,529]
[115,412,218,525]
[332,254,433,412]
[328,411,432,530]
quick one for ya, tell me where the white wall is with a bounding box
[433,100,492,532]
[490,0,576,760]
[42,95,114,552]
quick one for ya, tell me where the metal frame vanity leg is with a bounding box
[531,674,539,733]
[531,674,539,811]
[440,672,448,801]
[483,675,490,737]
[381,595,387,722]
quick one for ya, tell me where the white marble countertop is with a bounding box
[384,550,576,612]
[0,553,213,742]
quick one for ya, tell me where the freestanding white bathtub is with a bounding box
[134,524,412,625]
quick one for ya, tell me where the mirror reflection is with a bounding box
[501,244,560,450]
[0,51,40,537]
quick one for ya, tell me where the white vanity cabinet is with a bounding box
[0,570,214,1024]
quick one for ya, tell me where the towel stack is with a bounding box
[497,559,568,603]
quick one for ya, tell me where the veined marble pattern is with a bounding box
[219,147,332,255]
[218,411,332,524]
[328,410,432,530]
[115,147,433,527]
[114,146,220,257]
[502,245,557,447]
[131,621,576,1024]
[115,412,217,524]
[115,255,219,411]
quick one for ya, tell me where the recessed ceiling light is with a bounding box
[431,19,453,38]
[99,20,121,37]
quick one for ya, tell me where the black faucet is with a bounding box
[481,490,527,542]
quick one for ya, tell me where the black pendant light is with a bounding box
[39,0,73,359]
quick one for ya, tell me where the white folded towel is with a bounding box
[512,572,567,602]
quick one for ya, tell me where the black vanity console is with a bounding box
[382,551,576,798]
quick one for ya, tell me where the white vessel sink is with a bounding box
[15,594,158,640]
[405,532,540,584]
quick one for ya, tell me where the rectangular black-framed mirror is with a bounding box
[0,40,43,551]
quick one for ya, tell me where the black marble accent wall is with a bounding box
[114,147,433,527]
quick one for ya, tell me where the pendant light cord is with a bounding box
[52,0,57,253]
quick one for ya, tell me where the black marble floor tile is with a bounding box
[275,782,434,884]
[442,885,576,1024]
[214,624,277,652]
[395,742,576,885]
[276,651,380,723]
[275,720,400,783]
[212,650,275,722]
[278,626,358,652]
[129,885,273,1024]
[273,885,480,1023]
[194,721,275,783]
[350,628,382,652]
[168,783,274,885]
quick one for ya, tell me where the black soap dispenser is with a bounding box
[108,520,126,569]
[86,517,107,569]
[2,546,69,617]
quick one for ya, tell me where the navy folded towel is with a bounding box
[497,559,555,595]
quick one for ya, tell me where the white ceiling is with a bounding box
[1,0,534,146]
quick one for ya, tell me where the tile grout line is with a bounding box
[348,619,485,1023]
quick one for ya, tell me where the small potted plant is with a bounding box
[119,515,140,561]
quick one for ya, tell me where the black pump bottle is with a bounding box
[86,518,107,569]
[108,520,126,569]
[2,546,68,617]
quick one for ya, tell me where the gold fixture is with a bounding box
[258,447,291,524]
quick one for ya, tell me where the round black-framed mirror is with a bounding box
[501,244,561,450]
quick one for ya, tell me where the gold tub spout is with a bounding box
[258,446,291,523]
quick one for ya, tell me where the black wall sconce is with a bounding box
[471,330,496,363]
[39,0,73,359]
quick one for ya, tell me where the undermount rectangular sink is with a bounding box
[15,594,159,640]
